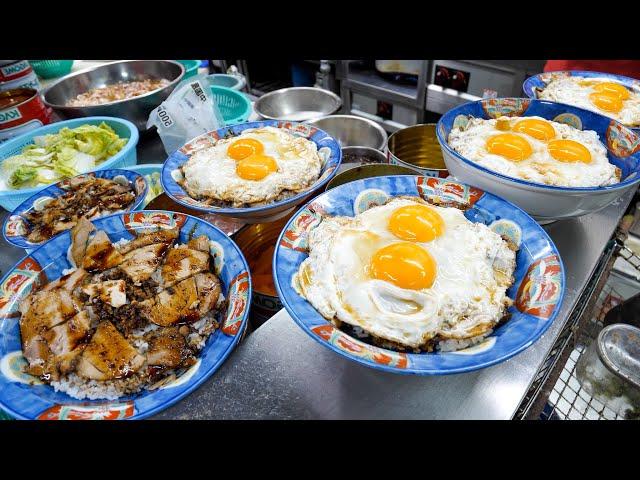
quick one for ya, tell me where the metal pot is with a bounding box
[576,324,640,418]
[386,123,448,177]
[254,87,341,122]
[326,163,418,190]
[338,146,387,173]
[41,60,185,131]
[307,114,387,150]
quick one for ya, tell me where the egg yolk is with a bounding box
[236,154,278,180]
[369,242,436,290]
[495,118,511,131]
[388,205,444,242]
[593,82,630,100]
[589,92,623,113]
[512,119,556,141]
[547,139,592,163]
[486,133,533,162]
[227,138,264,160]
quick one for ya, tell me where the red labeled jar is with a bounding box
[0,61,33,83]
[0,88,52,143]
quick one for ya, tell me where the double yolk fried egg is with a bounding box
[293,197,516,350]
[180,127,323,207]
[539,77,640,128]
[448,116,621,187]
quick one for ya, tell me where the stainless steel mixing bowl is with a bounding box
[308,114,387,150]
[254,87,342,122]
[41,60,185,131]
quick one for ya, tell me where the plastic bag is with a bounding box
[147,74,225,154]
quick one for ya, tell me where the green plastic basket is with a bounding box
[29,60,74,79]
[176,60,200,80]
[211,86,251,126]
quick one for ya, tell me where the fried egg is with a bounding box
[538,77,640,127]
[447,116,621,187]
[179,127,323,207]
[293,197,516,350]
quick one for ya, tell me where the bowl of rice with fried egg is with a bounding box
[161,120,342,222]
[437,98,640,222]
[273,175,565,375]
[523,70,640,130]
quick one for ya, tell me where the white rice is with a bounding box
[131,323,159,337]
[216,292,225,307]
[131,338,149,354]
[350,325,493,353]
[66,245,77,268]
[437,330,493,352]
[51,372,146,400]
[113,237,131,249]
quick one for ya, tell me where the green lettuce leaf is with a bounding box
[1,122,127,190]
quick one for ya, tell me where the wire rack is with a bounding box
[524,239,640,420]
[618,244,640,275]
[515,201,640,420]
[514,238,619,419]
[540,282,628,420]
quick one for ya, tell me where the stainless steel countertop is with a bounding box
[0,132,635,420]
[152,186,637,420]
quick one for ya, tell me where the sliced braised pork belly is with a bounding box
[76,321,145,380]
[193,272,221,316]
[21,336,53,378]
[82,231,124,271]
[19,289,78,339]
[139,277,200,327]
[18,269,87,378]
[23,176,137,244]
[116,227,179,255]
[42,310,90,356]
[82,280,127,308]
[118,243,169,283]
[17,219,227,399]
[139,272,221,327]
[187,235,210,253]
[160,244,210,288]
[145,327,195,369]
[69,217,95,267]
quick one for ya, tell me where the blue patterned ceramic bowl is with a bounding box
[522,70,640,131]
[437,98,640,222]
[0,210,251,420]
[273,175,565,375]
[2,169,148,250]
[161,120,342,223]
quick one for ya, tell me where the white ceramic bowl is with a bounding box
[436,98,640,222]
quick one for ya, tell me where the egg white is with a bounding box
[539,76,640,127]
[293,197,516,349]
[180,127,322,206]
[448,116,620,187]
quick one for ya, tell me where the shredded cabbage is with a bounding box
[1,122,128,190]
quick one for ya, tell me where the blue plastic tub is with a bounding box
[0,117,139,211]
[207,74,245,91]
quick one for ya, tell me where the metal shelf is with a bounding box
[337,60,429,124]
[516,238,620,419]
[541,267,640,420]
[343,69,420,107]
[516,200,640,420]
